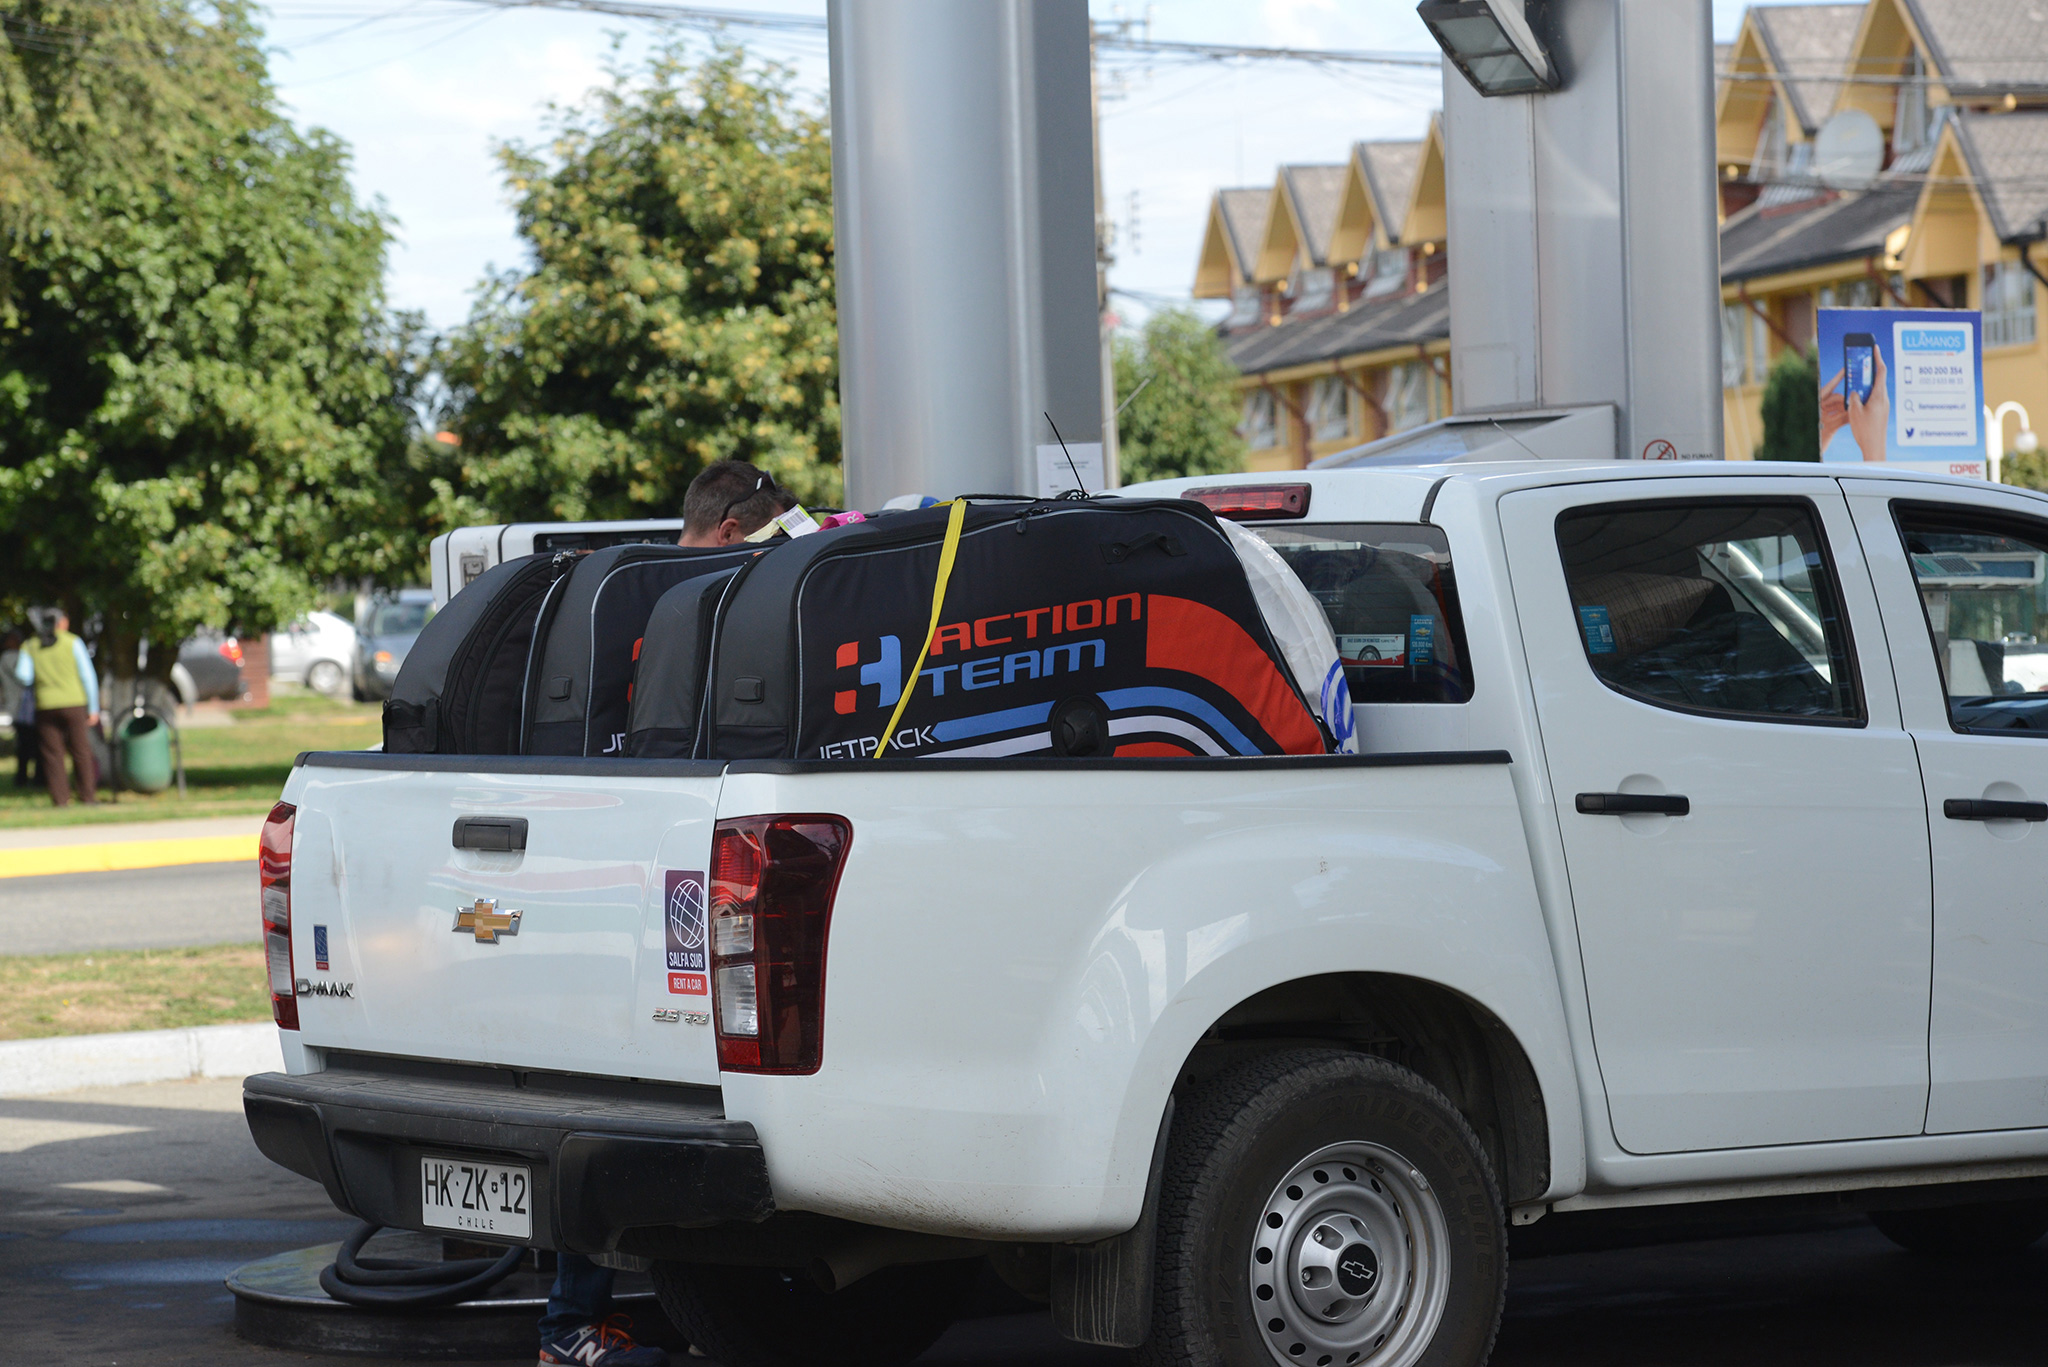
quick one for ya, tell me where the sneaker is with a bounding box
[538,1314,670,1366]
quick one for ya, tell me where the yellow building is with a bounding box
[1193,120,1450,472]
[1202,0,2048,468]
[1718,0,2048,459]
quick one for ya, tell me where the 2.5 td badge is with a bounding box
[664,871,708,995]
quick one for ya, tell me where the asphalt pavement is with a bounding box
[0,861,257,955]
[3,1076,2044,1366]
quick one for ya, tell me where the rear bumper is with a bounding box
[244,1061,774,1253]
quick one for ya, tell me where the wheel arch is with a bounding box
[1172,972,1552,1207]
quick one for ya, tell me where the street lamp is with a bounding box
[1416,0,1559,96]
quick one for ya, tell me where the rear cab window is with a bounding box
[1249,524,1475,703]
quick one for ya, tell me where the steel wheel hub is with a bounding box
[1247,1141,1451,1367]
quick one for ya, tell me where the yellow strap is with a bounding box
[873,498,967,759]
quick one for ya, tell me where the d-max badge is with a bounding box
[454,898,523,943]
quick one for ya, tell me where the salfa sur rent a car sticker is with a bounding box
[664,870,709,995]
[1817,307,1986,478]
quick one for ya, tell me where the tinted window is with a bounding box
[1250,523,1473,703]
[1895,504,2048,735]
[371,602,432,636]
[1555,500,1860,722]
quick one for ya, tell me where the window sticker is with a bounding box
[1409,615,1435,666]
[1577,605,1616,655]
[664,870,709,995]
[1338,633,1406,666]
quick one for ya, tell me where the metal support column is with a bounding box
[829,0,1104,506]
[1443,0,1724,462]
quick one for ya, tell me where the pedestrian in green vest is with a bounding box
[12,611,100,806]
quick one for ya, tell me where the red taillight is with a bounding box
[1183,483,1312,520]
[260,801,298,1030]
[220,638,244,665]
[709,815,851,1075]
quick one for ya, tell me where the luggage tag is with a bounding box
[745,505,824,542]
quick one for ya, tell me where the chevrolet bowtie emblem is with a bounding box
[453,898,523,943]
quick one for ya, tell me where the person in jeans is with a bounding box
[537,1256,669,1366]
[13,611,99,806]
[536,460,800,1365]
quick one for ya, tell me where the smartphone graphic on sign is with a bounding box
[1844,332,1876,402]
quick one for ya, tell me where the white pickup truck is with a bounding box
[245,460,2048,1367]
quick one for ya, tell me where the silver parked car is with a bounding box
[271,611,358,696]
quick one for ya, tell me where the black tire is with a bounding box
[649,1258,981,1367]
[1868,1200,2048,1257]
[306,659,345,696]
[1139,1049,1505,1367]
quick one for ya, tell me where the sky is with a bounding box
[259,0,1806,333]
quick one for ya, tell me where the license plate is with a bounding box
[418,1154,532,1240]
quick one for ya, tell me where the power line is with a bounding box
[422,1,1445,69]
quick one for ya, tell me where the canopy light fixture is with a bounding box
[1417,0,1559,96]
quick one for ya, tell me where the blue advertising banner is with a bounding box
[1816,307,1986,478]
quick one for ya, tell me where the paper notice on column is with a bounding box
[1035,443,1105,498]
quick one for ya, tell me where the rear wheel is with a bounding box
[1869,1200,2048,1256]
[1140,1049,1505,1367]
[305,659,344,696]
[650,1258,980,1367]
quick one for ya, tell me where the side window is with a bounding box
[1555,499,1862,723]
[1251,523,1474,703]
[1894,503,2048,735]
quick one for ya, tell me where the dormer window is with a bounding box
[1241,390,1278,449]
[1365,246,1409,298]
[1227,286,1263,328]
[1293,268,1335,312]
[1894,50,1934,155]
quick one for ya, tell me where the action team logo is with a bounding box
[833,636,902,714]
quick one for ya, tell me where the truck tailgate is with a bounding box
[279,755,724,1086]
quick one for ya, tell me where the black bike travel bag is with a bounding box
[623,566,745,758]
[522,543,762,756]
[382,552,580,755]
[693,498,1335,761]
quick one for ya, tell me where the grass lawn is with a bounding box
[0,944,271,1040]
[0,685,379,829]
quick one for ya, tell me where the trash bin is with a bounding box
[116,713,174,793]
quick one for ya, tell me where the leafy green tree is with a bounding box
[1758,345,1821,462]
[441,42,840,519]
[1113,308,1246,485]
[0,0,421,683]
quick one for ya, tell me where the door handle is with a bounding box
[1942,798,2048,823]
[1576,792,1690,817]
[453,816,528,851]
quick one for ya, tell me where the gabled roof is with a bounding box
[1254,163,1347,282]
[1192,188,1270,298]
[1951,109,2048,239]
[1908,0,2048,96]
[1752,4,1863,134]
[1358,141,1424,241]
[1396,115,1448,246]
[1328,138,1423,266]
[1225,284,1449,377]
[1718,180,1918,282]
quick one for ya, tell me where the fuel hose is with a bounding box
[317,1222,525,1309]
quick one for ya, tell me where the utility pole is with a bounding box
[1090,19,1121,488]
[828,0,1104,506]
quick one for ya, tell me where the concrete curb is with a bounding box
[0,1021,282,1097]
